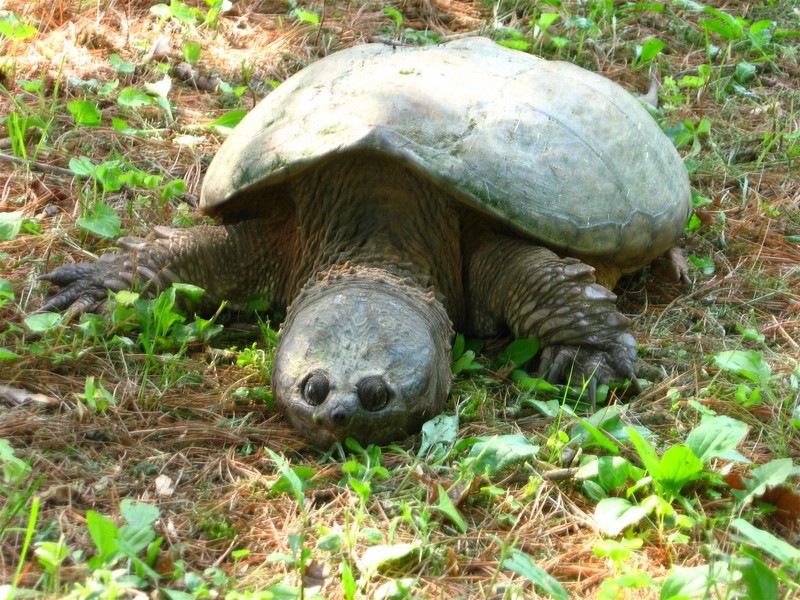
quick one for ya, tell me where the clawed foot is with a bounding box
[650,246,691,285]
[537,332,641,410]
[37,253,135,316]
[37,228,186,316]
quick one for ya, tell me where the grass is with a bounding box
[1,0,799,598]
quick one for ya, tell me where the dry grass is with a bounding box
[1,0,799,597]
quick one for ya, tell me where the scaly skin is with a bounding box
[466,233,640,406]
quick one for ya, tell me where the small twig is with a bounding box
[0,152,74,177]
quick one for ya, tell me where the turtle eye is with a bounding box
[302,373,330,406]
[357,376,389,412]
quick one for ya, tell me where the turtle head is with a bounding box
[272,269,453,448]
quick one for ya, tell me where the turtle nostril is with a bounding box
[357,376,389,412]
[302,372,330,406]
[331,408,349,425]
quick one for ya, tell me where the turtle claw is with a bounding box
[37,254,132,316]
[537,331,639,409]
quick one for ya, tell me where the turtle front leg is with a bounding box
[39,219,283,316]
[466,233,640,405]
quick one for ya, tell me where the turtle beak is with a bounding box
[310,393,359,428]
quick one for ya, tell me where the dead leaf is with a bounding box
[0,383,59,406]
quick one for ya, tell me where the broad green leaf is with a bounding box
[173,282,206,303]
[0,439,30,482]
[94,163,122,192]
[206,109,246,136]
[359,543,420,576]
[77,203,121,239]
[499,338,540,368]
[291,8,319,25]
[571,416,620,454]
[150,3,171,20]
[537,12,560,31]
[109,53,135,74]
[593,537,643,562]
[270,465,316,495]
[115,290,140,306]
[86,510,120,564]
[69,156,97,177]
[737,551,779,600]
[636,38,665,65]
[347,477,370,502]
[359,527,383,544]
[266,448,305,509]
[182,41,201,64]
[731,458,799,503]
[713,350,771,385]
[503,549,568,600]
[170,0,198,24]
[112,117,135,133]
[497,39,532,52]
[699,15,740,41]
[34,540,68,573]
[688,253,712,275]
[152,0,197,24]
[594,497,649,536]
[512,370,559,394]
[316,532,344,552]
[118,87,154,109]
[0,18,37,40]
[0,348,21,361]
[597,456,639,493]
[118,522,156,555]
[452,349,481,375]
[660,563,728,600]
[383,7,403,28]
[571,406,643,452]
[685,415,748,463]
[145,75,172,100]
[734,61,756,84]
[98,79,119,96]
[451,333,465,360]
[341,560,356,600]
[121,499,159,530]
[462,435,539,475]
[626,427,662,481]
[24,312,62,333]
[734,382,762,407]
[732,519,800,568]
[0,211,23,241]
[163,588,197,600]
[659,445,703,496]
[67,99,102,127]
[161,179,186,202]
[435,485,467,533]
[418,414,458,460]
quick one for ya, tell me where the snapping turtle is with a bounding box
[40,37,691,448]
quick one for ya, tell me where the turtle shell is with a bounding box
[201,37,691,271]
